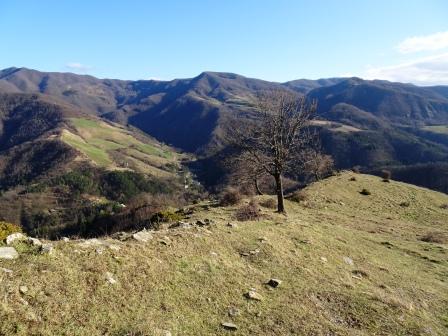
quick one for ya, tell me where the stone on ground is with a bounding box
[245,290,263,301]
[28,237,42,246]
[343,256,354,265]
[0,247,19,259]
[105,272,117,284]
[132,230,153,243]
[267,278,282,288]
[6,232,26,245]
[221,322,238,330]
[41,243,54,255]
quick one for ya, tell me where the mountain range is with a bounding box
[1,67,448,192]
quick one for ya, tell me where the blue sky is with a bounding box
[1,0,447,84]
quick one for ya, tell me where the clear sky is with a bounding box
[1,0,447,85]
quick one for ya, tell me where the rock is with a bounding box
[78,239,104,248]
[245,290,263,301]
[154,329,172,336]
[221,322,238,330]
[249,249,260,255]
[159,236,171,246]
[210,251,218,257]
[228,307,240,317]
[258,237,268,242]
[0,247,19,259]
[132,230,153,243]
[6,232,26,245]
[343,257,354,266]
[40,243,54,255]
[227,222,238,228]
[112,232,132,241]
[197,219,213,226]
[105,272,117,284]
[28,237,42,246]
[0,267,13,274]
[267,278,282,288]
[61,237,70,242]
[170,221,191,229]
[320,256,328,263]
[19,286,28,294]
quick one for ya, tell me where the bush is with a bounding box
[150,210,184,224]
[420,231,447,244]
[381,170,392,182]
[352,166,361,174]
[259,198,277,209]
[289,190,307,203]
[219,188,242,206]
[0,221,22,241]
[235,199,260,221]
[360,188,371,196]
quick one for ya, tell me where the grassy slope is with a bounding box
[61,118,177,177]
[1,173,447,335]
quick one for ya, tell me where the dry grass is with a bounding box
[259,198,276,209]
[420,231,447,244]
[1,173,447,335]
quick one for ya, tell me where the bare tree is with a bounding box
[303,150,334,182]
[225,151,267,195]
[227,90,317,213]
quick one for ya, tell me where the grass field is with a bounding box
[61,118,178,176]
[1,173,447,335]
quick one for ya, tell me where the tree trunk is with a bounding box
[274,173,285,213]
[254,178,263,195]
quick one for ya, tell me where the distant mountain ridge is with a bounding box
[1,67,448,192]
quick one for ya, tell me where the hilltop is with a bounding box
[1,172,447,335]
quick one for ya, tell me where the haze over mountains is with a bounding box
[1,66,448,192]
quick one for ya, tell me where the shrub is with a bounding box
[360,188,371,196]
[352,166,361,174]
[0,221,22,241]
[219,188,242,206]
[420,231,447,244]
[235,199,260,221]
[259,198,277,209]
[289,190,307,203]
[150,210,184,224]
[381,170,392,182]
